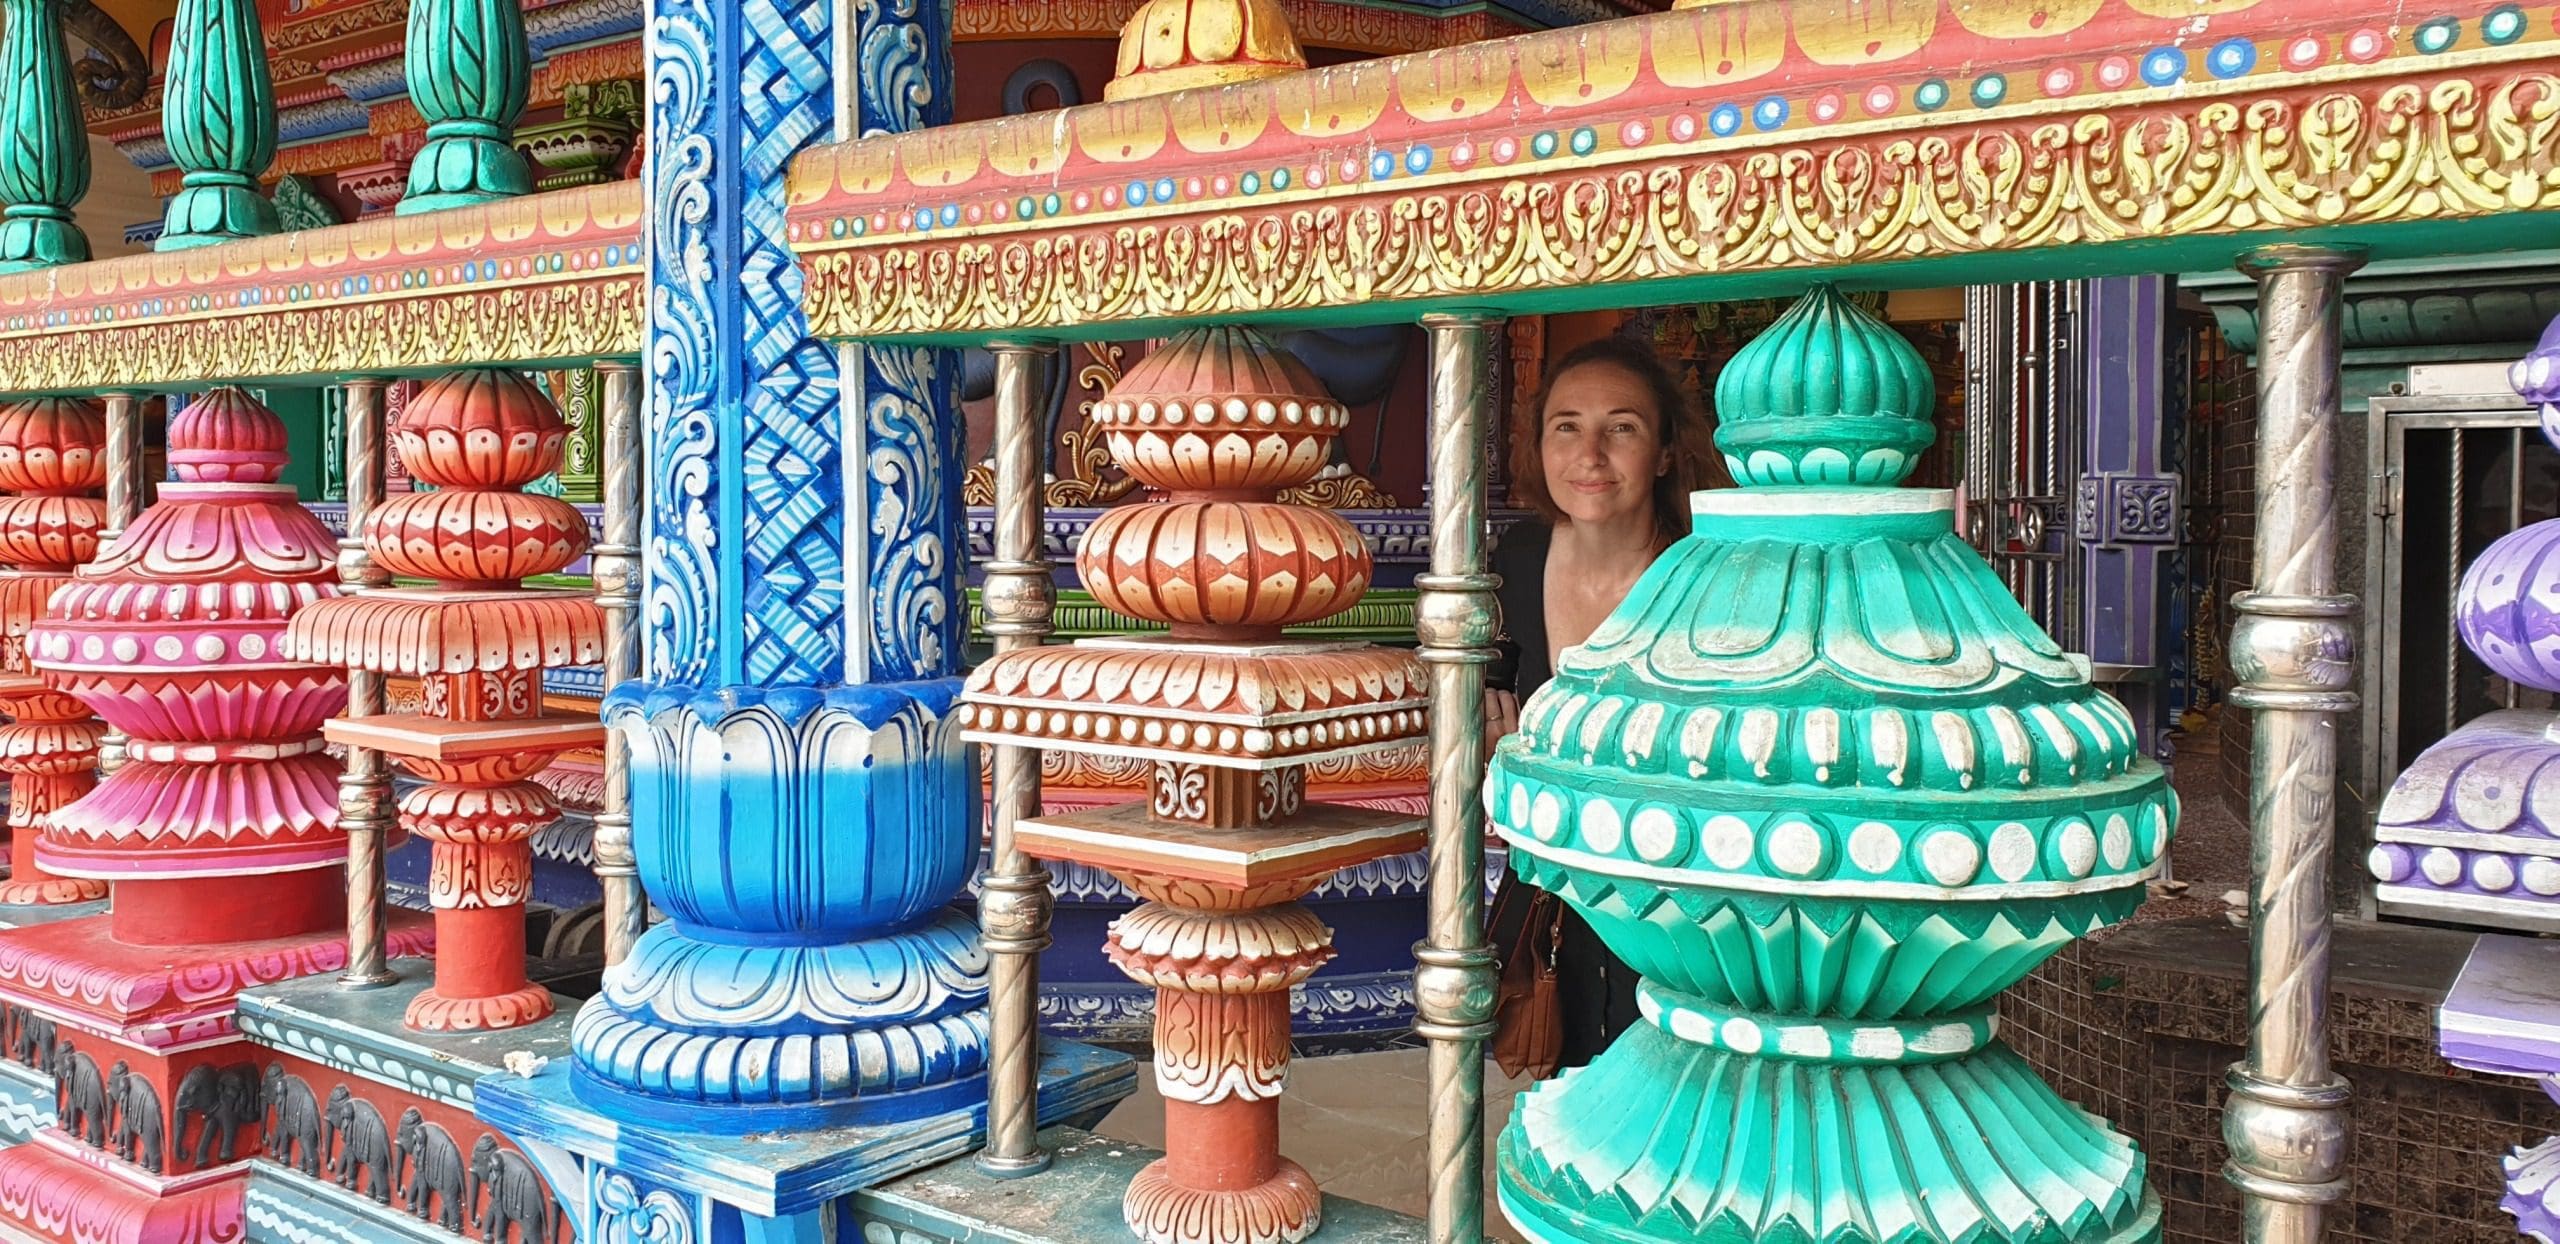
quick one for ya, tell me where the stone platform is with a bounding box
[852,1127,1430,1242]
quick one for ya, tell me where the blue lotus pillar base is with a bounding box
[475,682,1136,1239]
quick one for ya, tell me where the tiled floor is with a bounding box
[1096,1048,1539,1241]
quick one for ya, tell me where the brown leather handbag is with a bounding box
[1488,875,1565,1080]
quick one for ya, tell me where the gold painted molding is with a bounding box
[0,182,644,394]
[800,71,2560,341]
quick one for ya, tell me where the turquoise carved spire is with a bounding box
[0,0,92,271]
[1490,285,2170,1243]
[157,0,280,250]
[398,0,532,214]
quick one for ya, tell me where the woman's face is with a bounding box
[1541,362,1667,528]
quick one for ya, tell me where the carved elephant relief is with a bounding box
[393,1107,468,1232]
[469,1133,561,1244]
[262,1063,324,1178]
[174,1062,261,1167]
[323,1084,394,1204]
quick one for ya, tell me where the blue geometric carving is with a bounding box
[642,0,952,688]
[569,681,988,1132]
[503,2,1133,1237]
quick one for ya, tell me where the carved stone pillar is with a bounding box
[471,0,1130,1232]
[399,0,531,213]
[964,326,1428,1244]
[0,0,91,270]
[156,0,281,249]
[287,368,604,1031]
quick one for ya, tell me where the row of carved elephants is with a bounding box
[0,1004,561,1243]
[261,1060,562,1244]
[4,1003,175,1174]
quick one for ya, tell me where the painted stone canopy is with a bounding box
[1488,285,2170,1243]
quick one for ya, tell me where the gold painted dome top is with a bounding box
[1106,0,1308,102]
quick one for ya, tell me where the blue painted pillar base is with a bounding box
[566,680,1008,1132]
[475,1042,1136,1241]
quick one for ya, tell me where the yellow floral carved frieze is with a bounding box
[0,281,642,393]
[801,72,2560,341]
[0,182,644,394]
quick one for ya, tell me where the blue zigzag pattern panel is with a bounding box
[644,0,955,688]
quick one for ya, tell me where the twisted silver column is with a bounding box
[337,378,399,989]
[592,360,647,967]
[95,391,143,776]
[2222,244,2365,1243]
[1414,314,1500,1244]
[977,342,1057,1177]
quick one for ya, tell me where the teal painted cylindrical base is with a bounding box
[1495,993,2163,1244]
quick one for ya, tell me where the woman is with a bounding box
[1486,335,1723,1073]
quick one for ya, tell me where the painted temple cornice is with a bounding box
[786,0,2560,344]
[953,0,1521,53]
[0,182,642,395]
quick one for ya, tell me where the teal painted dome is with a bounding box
[1713,283,1938,487]
[1490,287,2169,1244]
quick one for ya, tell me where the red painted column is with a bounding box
[0,397,109,907]
[287,367,604,1033]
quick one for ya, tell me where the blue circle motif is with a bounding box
[1271,168,1293,191]
[1709,104,1743,136]
[1371,151,1398,180]
[1155,178,1178,202]
[913,208,935,231]
[1531,131,1560,159]
[2141,47,2187,85]
[2208,37,2257,77]
[2415,16,2461,51]
[1915,80,1950,111]
[1043,193,1063,216]
[2483,4,2525,43]
[1569,127,1599,155]
[849,217,866,238]
[1406,145,1434,175]
[1125,180,1150,206]
[1751,97,1788,131]
[1971,75,2007,106]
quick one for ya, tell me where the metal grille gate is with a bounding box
[1962,283,2087,653]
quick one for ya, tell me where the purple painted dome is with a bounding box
[2459,518,2560,693]
[2518,313,2560,451]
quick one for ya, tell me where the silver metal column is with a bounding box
[2222,244,2365,1243]
[1414,314,1500,1244]
[95,391,143,776]
[337,378,399,989]
[591,359,647,967]
[977,341,1056,1177]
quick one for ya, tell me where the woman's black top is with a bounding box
[1486,519,1642,1069]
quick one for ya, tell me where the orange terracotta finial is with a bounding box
[1105,0,1307,102]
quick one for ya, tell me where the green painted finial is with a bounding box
[1490,285,2171,1242]
[0,0,93,272]
[1713,283,1936,488]
[398,0,534,215]
[157,0,281,251]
